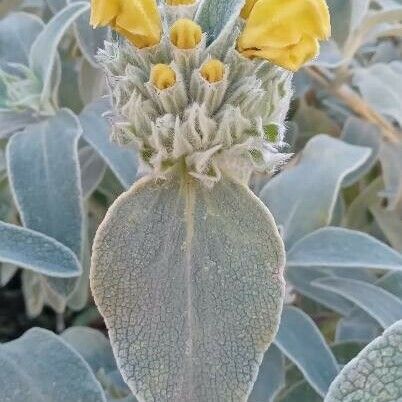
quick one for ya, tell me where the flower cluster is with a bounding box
[91,0,330,186]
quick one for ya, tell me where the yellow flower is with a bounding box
[200,60,225,83]
[170,19,203,49]
[150,64,177,90]
[90,0,162,49]
[238,0,331,71]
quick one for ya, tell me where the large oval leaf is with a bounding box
[0,327,107,402]
[326,320,402,402]
[91,175,285,402]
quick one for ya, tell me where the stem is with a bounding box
[306,66,400,144]
[56,313,66,333]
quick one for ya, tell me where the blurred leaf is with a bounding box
[379,141,402,210]
[341,117,381,187]
[277,379,321,402]
[353,62,402,126]
[0,12,43,69]
[7,109,84,298]
[249,345,285,402]
[274,307,339,397]
[287,227,402,270]
[80,100,138,189]
[0,221,81,277]
[79,145,106,199]
[62,326,117,373]
[0,328,107,401]
[325,320,402,402]
[315,277,402,328]
[29,1,90,103]
[78,59,105,104]
[260,135,370,247]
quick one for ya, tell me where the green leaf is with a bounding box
[0,328,107,402]
[274,307,339,397]
[195,0,245,45]
[0,221,81,278]
[29,1,90,102]
[260,135,370,248]
[7,109,84,298]
[91,175,285,402]
[325,320,402,402]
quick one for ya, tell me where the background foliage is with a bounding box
[1,0,402,401]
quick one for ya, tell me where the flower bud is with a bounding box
[170,18,202,49]
[150,64,177,90]
[200,60,225,83]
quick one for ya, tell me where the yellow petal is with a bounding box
[115,0,162,48]
[170,19,202,49]
[200,59,225,83]
[90,0,120,27]
[166,0,196,5]
[150,64,177,90]
[239,0,330,51]
[243,34,319,72]
[240,0,259,19]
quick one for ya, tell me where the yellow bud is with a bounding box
[170,19,203,49]
[200,60,225,83]
[238,0,330,71]
[166,0,196,5]
[90,0,162,49]
[150,64,177,90]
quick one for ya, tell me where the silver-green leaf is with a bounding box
[325,320,402,402]
[91,175,285,402]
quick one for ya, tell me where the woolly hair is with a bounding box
[98,4,293,187]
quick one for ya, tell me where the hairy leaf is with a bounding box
[260,135,370,247]
[314,278,402,328]
[326,320,402,402]
[0,328,107,402]
[80,100,138,189]
[287,227,402,270]
[29,1,90,102]
[274,306,339,397]
[0,221,81,277]
[7,109,83,297]
[195,0,245,45]
[91,175,285,402]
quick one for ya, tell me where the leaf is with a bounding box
[0,221,81,277]
[29,1,90,102]
[336,311,381,343]
[62,327,117,374]
[287,266,354,316]
[91,175,285,402]
[379,141,402,210]
[79,145,106,198]
[274,306,339,397]
[0,12,43,68]
[353,62,402,126]
[0,110,40,139]
[248,345,285,402]
[260,135,370,247]
[314,278,402,329]
[0,328,107,402]
[80,100,138,189]
[72,2,109,67]
[7,109,84,297]
[195,0,245,45]
[341,117,381,187]
[325,320,402,402]
[287,227,402,270]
